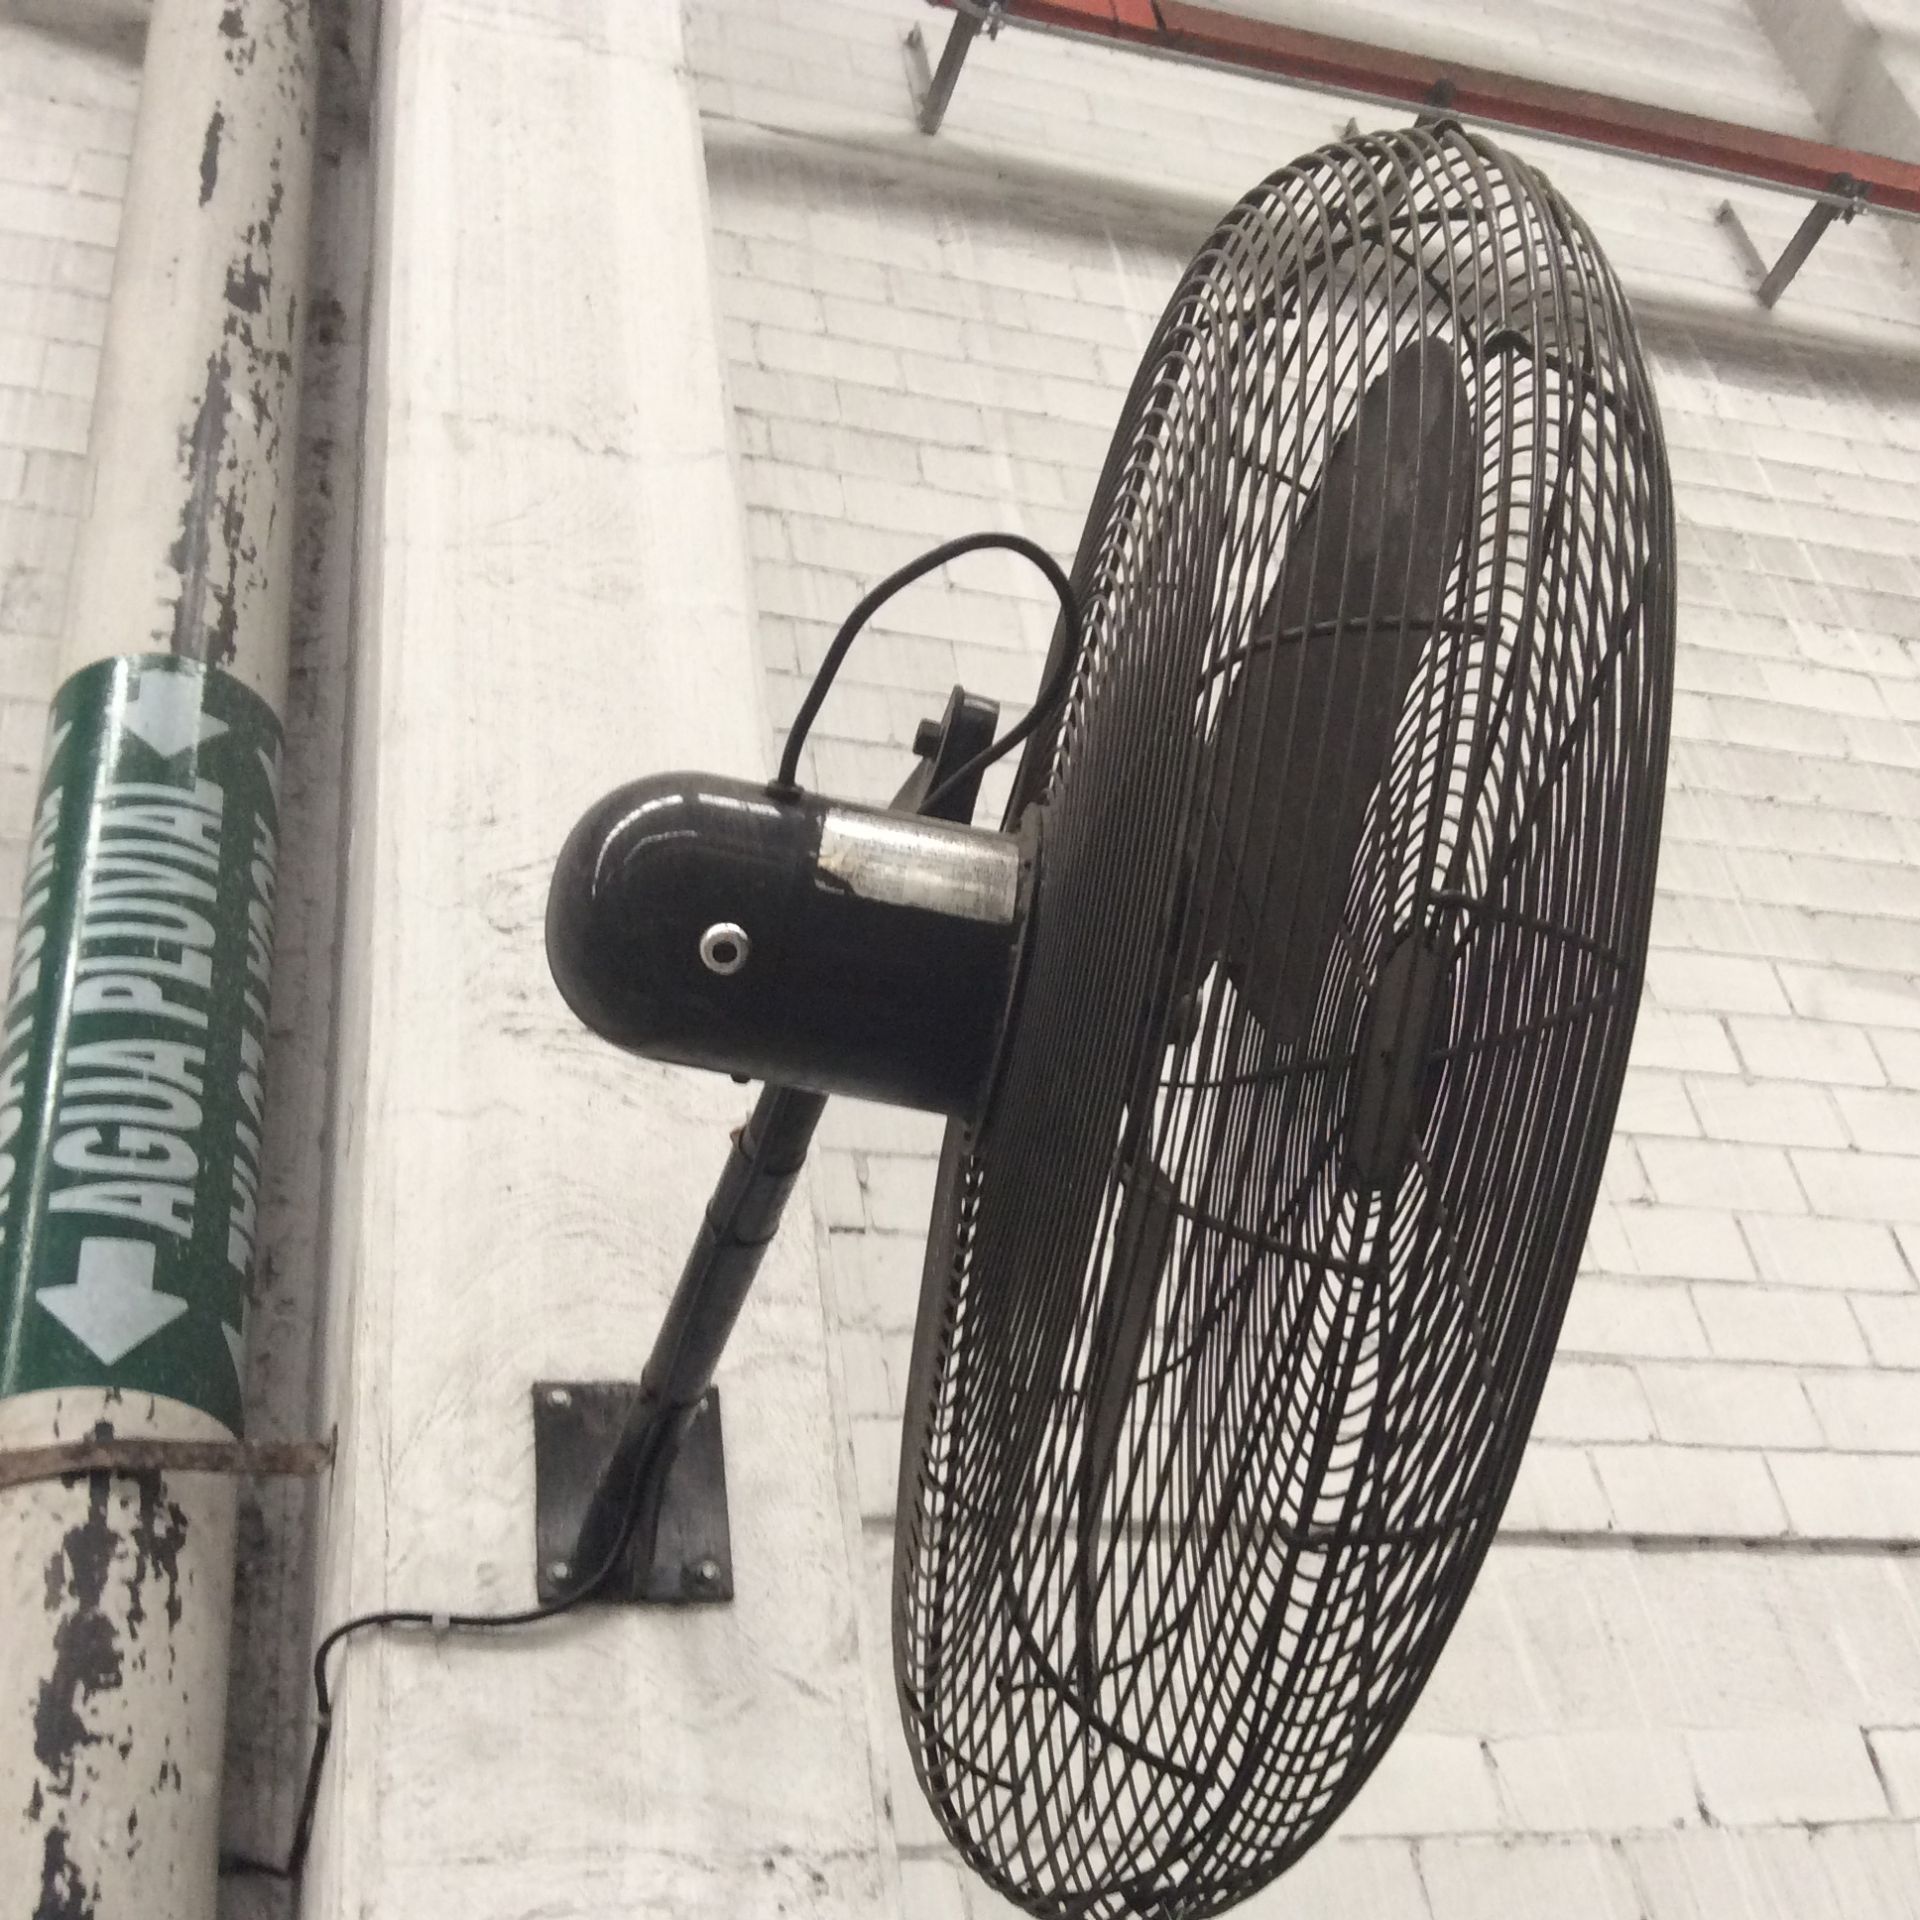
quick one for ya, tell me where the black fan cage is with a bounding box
[893,123,1674,1919]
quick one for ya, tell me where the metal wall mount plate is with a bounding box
[532,1381,734,1606]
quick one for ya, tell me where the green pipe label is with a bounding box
[0,656,281,1435]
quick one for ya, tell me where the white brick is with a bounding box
[1231,1839,1427,1919]
[1740,1215,1912,1293]
[19,449,87,514]
[1418,1837,1641,1920]
[1619,1208,1754,1281]
[1636,1360,1820,1449]
[1683,1076,1844,1146]
[962,1878,1058,1920]
[1646,950,1787,1015]
[1580,1203,1634,1277]
[1781,964,1920,1032]
[819,1100,945,1157]
[1559,1278,1709,1359]
[37,340,96,399]
[850,1413,896,1519]
[811,1149,866,1230]
[0,329,42,386]
[1602,1137,1649,1204]
[1486,1729,1697,1834]
[1856,1295,1920,1369]
[1638,1139,1806,1214]
[1686,1725,1886,1825]
[826,1229,925,1335]
[1870,1726,1920,1819]
[1792,1147,1920,1224]
[1625,1828,1834,1920]
[1770,1451,1920,1540]
[1730,1015,1887,1086]
[1616,1069,1699,1137]
[1877,1029,1920,1090]
[855,1154,938,1235]
[757,322,900,388]
[1690,1282,1869,1365]
[1589,1445,1786,1537]
[879,1709,949,1855]
[1533,1360,1655,1443]
[1806,1825,1920,1920]
[1836,1086,1920,1155]
[0,137,73,190]
[0,180,119,247]
[1334,1734,1502,1837]
[1630,1008,1740,1075]
[0,387,89,455]
[835,1330,892,1418]
[897,1860,968,1920]
[71,152,126,201]
[1501,1443,1614,1533]
[765,417,919,482]
[1804,1370,1920,1453]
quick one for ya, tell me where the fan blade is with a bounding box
[1075,1154,1179,1692]
[1195,336,1477,1042]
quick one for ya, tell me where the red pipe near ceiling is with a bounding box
[930,0,1920,217]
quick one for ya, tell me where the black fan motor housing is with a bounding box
[547,773,1026,1116]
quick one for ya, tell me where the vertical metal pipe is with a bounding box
[0,2,315,1914]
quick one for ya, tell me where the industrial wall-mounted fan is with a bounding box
[545,122,1672,1919]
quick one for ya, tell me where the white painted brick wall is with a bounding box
[0,20,134,952]
[690,0,1920,1908]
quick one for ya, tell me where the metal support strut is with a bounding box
[905,1,1003,135]
[533,687,1000,1604]
[1717,175,1866,309]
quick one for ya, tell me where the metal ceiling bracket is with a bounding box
[1716,173,1867,308]
[906,2,1005,134]
[532,1383,734,1605]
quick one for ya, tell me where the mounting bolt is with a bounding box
[545,1386,572,1410]
[545,1558,573,1587]
[913,716,943,757]
[686,1556,723,1596]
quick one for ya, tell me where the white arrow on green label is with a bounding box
[120,669,228,759]
[37,1237,188,1365]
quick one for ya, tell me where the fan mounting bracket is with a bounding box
[905,3,1004,135]
[1715,172,1865,308]
[532,1382,734,1606]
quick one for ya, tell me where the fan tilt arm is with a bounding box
[538,689,1008,1605]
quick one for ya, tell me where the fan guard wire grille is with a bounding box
[894,123,1673,1919]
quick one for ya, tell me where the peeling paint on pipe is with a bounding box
[0,3,316,1915]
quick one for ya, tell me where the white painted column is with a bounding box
[301,4,889,1912]
[0,1,314,1916]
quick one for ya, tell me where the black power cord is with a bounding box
[222,1391,677,1882]
[772,531,1084,812]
